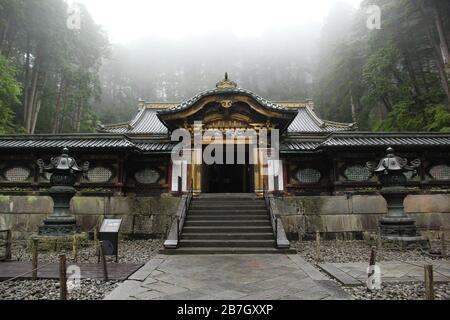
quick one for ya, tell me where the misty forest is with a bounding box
[0,0,449,135]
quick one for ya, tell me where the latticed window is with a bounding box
[135,169,160,184]
[344,165,371,182]
[296,168,321,184]
[4,167,31,182]
[85,167,113,183]
[430,165,450,181]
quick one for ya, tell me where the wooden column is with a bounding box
[191,148,202,194]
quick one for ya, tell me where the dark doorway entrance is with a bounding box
[202,145,254,193]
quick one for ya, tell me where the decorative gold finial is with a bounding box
[216,72,237,90]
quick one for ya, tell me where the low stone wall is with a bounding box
[1,194,449,240]
[273,194,450,240]
[0,194,181,239]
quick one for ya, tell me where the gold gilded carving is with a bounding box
[216,72,238,90]
[220,100,234,109]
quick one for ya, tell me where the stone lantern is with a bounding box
[367,147,425,244]
[37,148,89,236]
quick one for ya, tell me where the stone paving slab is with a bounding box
[105,254,352,300]
[318,261,450,286]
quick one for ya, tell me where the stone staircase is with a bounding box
[167,194,294,254]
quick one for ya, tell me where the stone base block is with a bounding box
[30,232,89,252]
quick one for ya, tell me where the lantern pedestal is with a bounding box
[37,148,88,237]
[367,148,427,248]
[378,186,427,247]
[39,186,79,236]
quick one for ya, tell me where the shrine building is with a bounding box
[0,75,449,252]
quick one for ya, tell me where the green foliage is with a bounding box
[0,55,21,133]
[314,0,450,132]
[0,0,108,133]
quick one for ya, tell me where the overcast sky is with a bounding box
[68,0,363,44]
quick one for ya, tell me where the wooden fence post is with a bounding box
[99,241,109,282]
[424,265,434,300]
[377,227,382,250]
[59,254,67,300]
[441,227,447,259]
[315,231,321,263]
[72,235,78,262]
[32,239,38,280]
[5,230,12,260]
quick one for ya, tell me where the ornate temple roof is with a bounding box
[0,76,447,154]
[99,108,168,135]
[281,132,450,152]
[100,74,355,135]
[0,134,175,153]
[322,133,450,148]
[287,106,355,133]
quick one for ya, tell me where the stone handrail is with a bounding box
[264,191,290,249]
[164,186,193,249]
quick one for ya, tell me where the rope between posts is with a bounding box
[1,261,54,283]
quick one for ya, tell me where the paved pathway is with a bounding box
[318,260,450,286]
[105,254,351,300]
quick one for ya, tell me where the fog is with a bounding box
[71,0,363,44]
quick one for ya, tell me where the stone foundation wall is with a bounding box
[1,194,449,240]
[273,194,450,240]
[0,194,181,239]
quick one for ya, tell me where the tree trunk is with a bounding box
[30,99,41,134]
[25,65,39,133]
[417,1,450,110]
[23,42,31,125]
[75,98,83,132]
[402,50,422,97]
[350,88,358,126]
[432,0,450,72]
[52,79,64,133]
[0,20,9,54]
[58,86,69,133]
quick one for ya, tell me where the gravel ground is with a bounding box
[0,240,163,300]
[10,239,164,264]
[343,283,450,300]
[294,240,450,300]
[293,240,448,264]
[3,239,450,300]
[0,279,119,300]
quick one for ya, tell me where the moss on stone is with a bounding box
[28,233,89,252]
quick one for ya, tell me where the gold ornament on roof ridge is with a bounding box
[216,72,237,90]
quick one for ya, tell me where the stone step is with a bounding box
[179,240,276,248]
[189,204,267,210]
[197,193,260,199]
[187,211,268,217]
[190,204,267,209]
[187,215,270,221]
[181,233,275,240]
[184,220,272,227]
[193,197,264,201]
[161,247,297,255]
[183,226,274,233]
[188,209,268,214]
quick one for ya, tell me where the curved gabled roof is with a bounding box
[100,108,168,135]
[158,87,294,115]
[100,75,354,135]
[288,106,355,133]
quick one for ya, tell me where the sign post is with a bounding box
[99,219,122,262]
